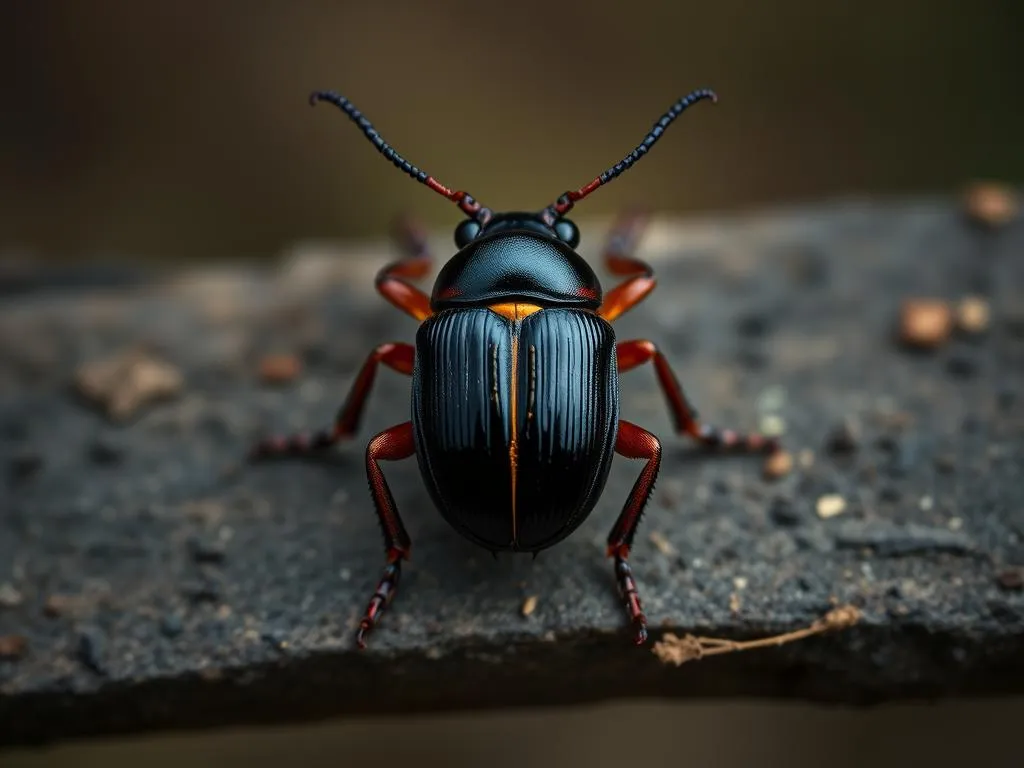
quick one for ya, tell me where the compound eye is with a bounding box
[454,219,481,249]
[554,218,580,249]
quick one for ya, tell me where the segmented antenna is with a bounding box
[309,90,492,224]
[539,89,718,226]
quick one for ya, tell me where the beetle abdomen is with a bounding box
[412,306,618,552]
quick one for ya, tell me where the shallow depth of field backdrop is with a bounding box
[3,1,1023,264]
[2,2,1023,767]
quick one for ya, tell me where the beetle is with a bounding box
[249,87,782,649]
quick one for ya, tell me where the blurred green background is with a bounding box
[3,0,1023,264]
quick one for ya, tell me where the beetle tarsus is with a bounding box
[356,555,403,649]
[616,338,782,456]
[613,552,649,645]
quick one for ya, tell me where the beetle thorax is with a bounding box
[430,228,603,310]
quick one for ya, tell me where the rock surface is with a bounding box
[1,197,1023,747]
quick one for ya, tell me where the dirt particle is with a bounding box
[898,298,952,350]
[962,181,1019,228]
[258,354,302,384]
[188,534,226,564]
[816,494,846,519]
[521,595,538,617]
[74,347,183,421]
[825,418,859,454]
[956,296,990,335]
[798,449,815,469]
[769,496,801,527]
[948,516,964,531]
[946,353,977,379]
[160,613,184,638]
[43,593,73,618]
[0,634,28,660]
[762,449,793,480]
[76,627,107,675]
[995,568,1024,592]
[648,530,677,556]
[934,453,956,474]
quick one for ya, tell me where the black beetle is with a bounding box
[250,88,782,648]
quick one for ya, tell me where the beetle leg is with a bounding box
[376,215,434,321]
[597,211,655,323]
[616,339,782,454]
[249,342,415,459]
[357,421,416,649]
[607,419,662,645]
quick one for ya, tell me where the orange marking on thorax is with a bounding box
[487,302,543,544]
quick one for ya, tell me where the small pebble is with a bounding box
[816,494,846,519]
[188,534,226,564]
[759,414,786,437]
[762,449,793,480]
[898,298,952,350]
[879,486,902,503]
[769,496,801,527]
[0,634,28,660]
[956,296,990,335]
[0,583,23,608]
[919,495,934,512]
[948,517,964,531]
[825,418,859,454]
[160,613,184,638]
[995,568,1024,592]
[521,595,538,617]
[962,180,1019,228]
[74,347,183,421]
[76,627,107,675]
[648,531,676,556]
[258,354,302,384]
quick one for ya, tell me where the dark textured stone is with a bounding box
[1,197,1023,748]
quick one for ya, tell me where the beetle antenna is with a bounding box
[310,90,493,225]
[538,89,718,226]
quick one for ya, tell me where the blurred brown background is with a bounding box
[3,0,1022,264]
[2,2,1023,766]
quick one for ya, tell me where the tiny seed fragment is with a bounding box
[962,181,1019,228]
[648,530,676,556]
[521,595,538,617]
[816,494,846,519]
[763,450,793,480]
[956,296,990,335]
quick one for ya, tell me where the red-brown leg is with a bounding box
[249,342,415,459]
[377,215,434,321]
[597,211,656,322]
[607,419,662,645]
[617,340,781,454]
[357,421,416,649]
